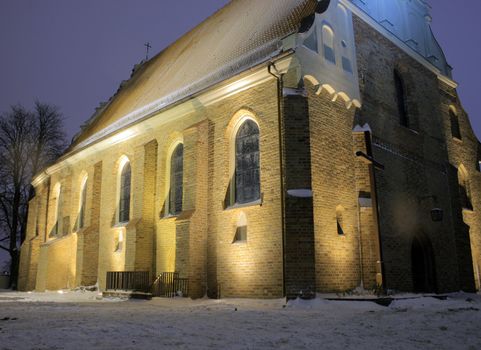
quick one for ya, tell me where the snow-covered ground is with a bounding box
[0,290,480,349]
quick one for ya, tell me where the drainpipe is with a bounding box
[370,161,387,294]
[354,170,364,290]
[268,61,287,298]
[356,131,387,294]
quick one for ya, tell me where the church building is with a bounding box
[18,0,481,298]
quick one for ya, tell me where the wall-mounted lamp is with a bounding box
[430,208,444,222]
[418,195,443,222]
[355,151,385,170]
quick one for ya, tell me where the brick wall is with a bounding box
[281,92,316,298]
[307,84,361,292]
[353,15,476,292]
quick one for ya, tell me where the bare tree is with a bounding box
[0,102,66,288]
[30,102,66,177]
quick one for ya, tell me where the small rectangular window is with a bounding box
[337,219,344,235]
[324,45,336,64]
[115,231,124,253]
[34,202,40,237]
[303,30,318,53]
[234,226,247,243]
[342,56,352,73]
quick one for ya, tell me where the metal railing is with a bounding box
[151,272,189,297]
[106,271,150,292]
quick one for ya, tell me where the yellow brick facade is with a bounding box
[18,77,287,297]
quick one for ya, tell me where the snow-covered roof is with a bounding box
[71,0,317,147]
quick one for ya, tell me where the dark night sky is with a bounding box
[0,1,480,268]
[0,1,480,140]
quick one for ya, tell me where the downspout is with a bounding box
[360,131,387,293]
[353,168,364,290]
[268,61,287,298]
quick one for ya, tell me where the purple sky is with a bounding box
[0,1,480,268]
[0,1,480,140]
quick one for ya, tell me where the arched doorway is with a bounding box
[411,235,437,293]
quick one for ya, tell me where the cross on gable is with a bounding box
[144,42,152,60]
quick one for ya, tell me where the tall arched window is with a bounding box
[78,176,88,229]
[322,25,336,64]
[337,4,352,74]
[54,184,62,236]
[118,161,131,223]
[169,144,183,215]
[458,166,472,210]
[450,107,461,140]
[394,70,409,127]
[235,120,260,204]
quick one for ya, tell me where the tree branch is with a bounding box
[0,244,11,253]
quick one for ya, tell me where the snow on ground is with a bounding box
[0,289,108,303]
[0,290,480,350]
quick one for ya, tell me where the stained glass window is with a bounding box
[169,144,183,215]
[119,162,131,223]
[235,120,260,204]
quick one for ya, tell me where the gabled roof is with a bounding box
[71,0,317,148]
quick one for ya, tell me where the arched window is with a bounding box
[53,184,62,236]
[118,161,131,223]
[169,144,183,215]
[337,4,352,74]
[450,107,461,140]
[235,120,260,204]
[458,166,472,210]
[78,176,88,230]
[394,70,409,127]
[322,25,336,64]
